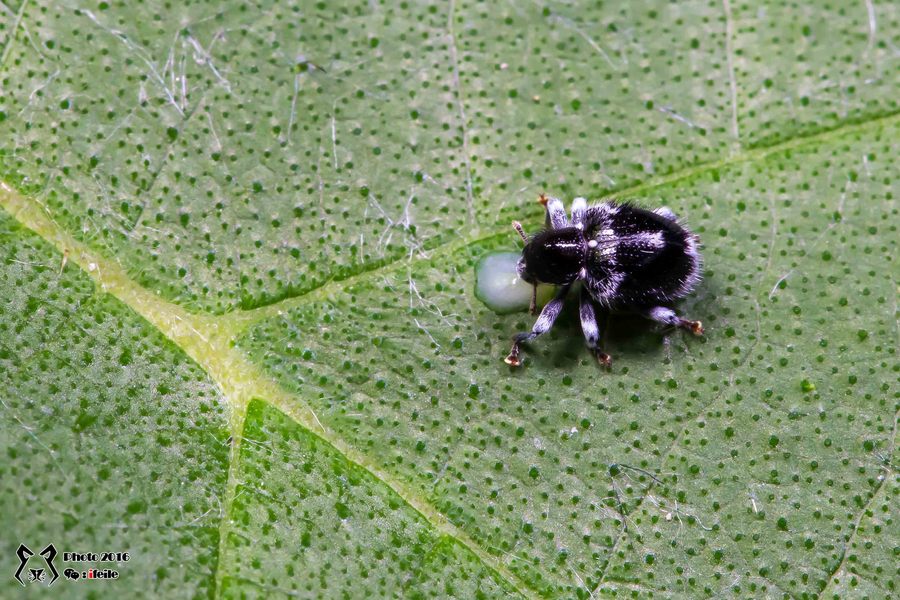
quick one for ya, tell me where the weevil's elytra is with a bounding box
[505,195,704,367]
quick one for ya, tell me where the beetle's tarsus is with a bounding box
[679,318,704,336]
[595,351,612,368]
[504,345,522,367]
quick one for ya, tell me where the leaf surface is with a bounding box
[0,0,896,597]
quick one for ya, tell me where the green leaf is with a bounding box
[0,0,897,598]
[0,212,230,596]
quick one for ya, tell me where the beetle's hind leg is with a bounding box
[505,285,570,366]
[539,194,568,229]
[579,287,612,367]
[643,306,703,335]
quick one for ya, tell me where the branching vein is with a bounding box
[0,88,897,600]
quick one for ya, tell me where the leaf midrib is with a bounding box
[0,109,897,598]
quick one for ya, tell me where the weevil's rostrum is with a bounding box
[506,195,704,367]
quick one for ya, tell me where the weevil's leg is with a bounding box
[579,286,612,367]
[643,306,704,335]
[529,284,537,315]
[570,197,587,228]
[653,206,677,221]
[539,194,568,229]
[505,285,571,366]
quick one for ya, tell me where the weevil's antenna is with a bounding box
[512,220,528,243]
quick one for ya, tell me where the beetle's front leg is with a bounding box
[505,285,570,366]
[539,193,568,229]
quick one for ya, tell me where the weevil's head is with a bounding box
[517,227,586,285]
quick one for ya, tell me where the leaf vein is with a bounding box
[222,110,900,331]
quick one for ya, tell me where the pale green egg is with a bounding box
[474,252,554,314]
